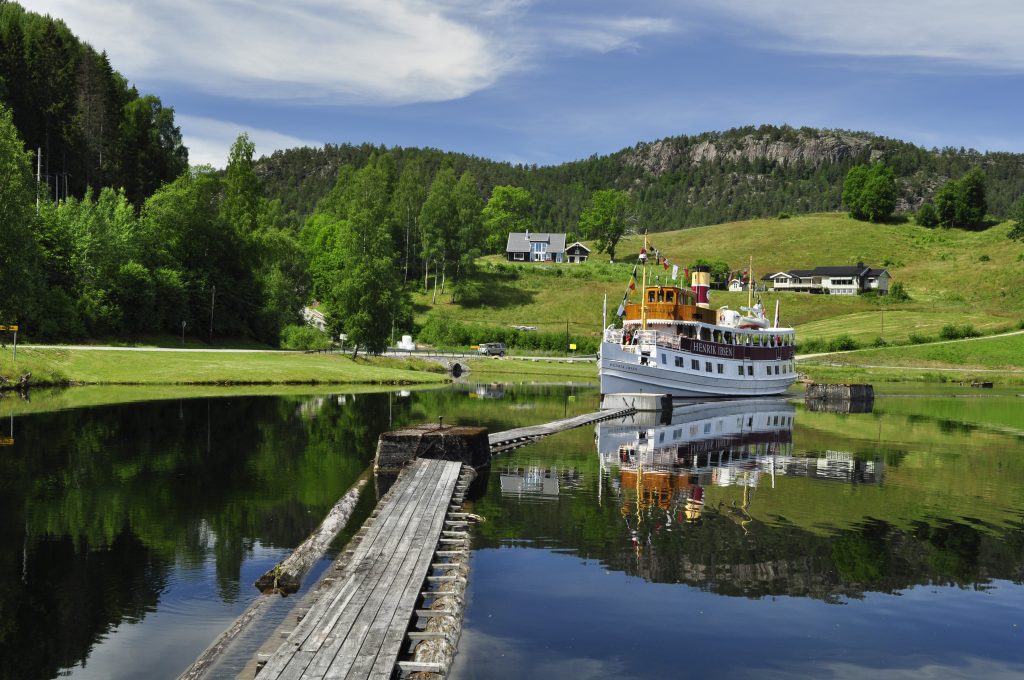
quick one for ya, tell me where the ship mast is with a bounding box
[747,255,754,311]
[640,235,649,331]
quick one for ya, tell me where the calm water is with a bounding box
[1,385,1023,679]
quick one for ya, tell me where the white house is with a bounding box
[762,263,890,295]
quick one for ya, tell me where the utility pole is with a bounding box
[36,148,41,212]
[209,286,216,342]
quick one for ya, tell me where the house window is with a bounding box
[513,252,525,261]
[531,241,547,261]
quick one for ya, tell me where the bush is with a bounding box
[908,333,933,344]
[777,212,791,220]
[416,312,599,354]
[797,338,825,353]
[280,324,332,350]
[939,324,981,340]
[978,254,990,262]
[887,281,910,302]
[916,202,939,227]
[826,335,859,352]
[872,336,888,348]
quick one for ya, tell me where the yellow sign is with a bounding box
[0,325,17,331]
[0,437,13,446]
[569,343,577,351]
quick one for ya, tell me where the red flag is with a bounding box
[663,258,669,271]
[628,278,636,291]
[684,267,689,281]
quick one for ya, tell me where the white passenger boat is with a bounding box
[600,254,797,397]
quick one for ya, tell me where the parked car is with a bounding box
[477,342,506,356]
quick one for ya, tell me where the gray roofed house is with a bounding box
[762,263,890,295]
[506,231,567,263]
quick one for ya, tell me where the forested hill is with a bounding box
[0,2,187,205]
[257,127,1024,232]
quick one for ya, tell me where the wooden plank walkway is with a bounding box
[488,406,636,453]
[256,458,463,680]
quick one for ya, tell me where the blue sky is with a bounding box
[23,0,1024,167]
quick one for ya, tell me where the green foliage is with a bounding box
[939,324,981,340]
[887,281,910,302]
[0,4,187,204]
[279,324,332,350]
[578,189,634,261]
[482,185,533,254]
[0,102,40,324]
[915,202,939,227]
[935,168,988,229]
[417,312,598,354]
[978,254,990,262]
[843,163,897,222]
[1009,196,1024,241]
[306,156,409,355]
[908,333,933,344]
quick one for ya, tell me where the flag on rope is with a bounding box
[628,277,636,291]
[671,264,679,280]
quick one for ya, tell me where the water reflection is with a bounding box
[456,391,1024,679]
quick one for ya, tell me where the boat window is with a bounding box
[705,361,712,372]
[717,363,724,374]
[737,366,744,376]
[657,289,664,302]
[691,359,699,370]
[747,365,753,376]
[666,291,674,303]
[700,327,711,341]
[648,291,656,302]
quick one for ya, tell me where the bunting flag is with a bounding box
[663,258,669,271]
[671,264,679,280]
[616,303,626,317]
[628,277,636,291]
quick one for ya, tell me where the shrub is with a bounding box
[939,324,981,340]
[908,333,933,344]
[916,202,939,227]
[826,335,858,352]
[978,254,990,262]
[777,212,791,220]
[797,338,825,354]
[280,324,332,350]
[872,336,888,348]
[887,281,910,302]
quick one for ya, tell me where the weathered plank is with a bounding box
[256,458,461,680]
[488,406,635,452]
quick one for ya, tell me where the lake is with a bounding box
[1,384,1022,679]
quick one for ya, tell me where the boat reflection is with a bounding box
[596,398,882,532]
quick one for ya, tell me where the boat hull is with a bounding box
[599,340,796,398]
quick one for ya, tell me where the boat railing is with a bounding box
[603,326,624,344]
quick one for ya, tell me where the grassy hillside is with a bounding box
[415,213,1024,346]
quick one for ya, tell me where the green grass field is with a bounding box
[415,213,1024,345]
[0,347,450,387]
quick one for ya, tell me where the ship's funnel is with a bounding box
[691,266,711,308]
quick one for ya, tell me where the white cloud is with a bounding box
[694,0,1024,70]
[177,115,321,168]
[547,16,676,53]
[21,0,676,104]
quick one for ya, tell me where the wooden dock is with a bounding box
[488,406,635,453]
[255,457,464,679]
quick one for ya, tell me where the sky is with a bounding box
[21,0,1024,168]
